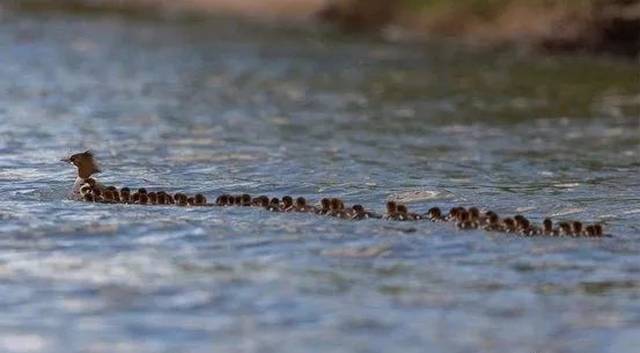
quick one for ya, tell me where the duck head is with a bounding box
[61,150,101,179]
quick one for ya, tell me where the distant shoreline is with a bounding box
[6,0,639,58]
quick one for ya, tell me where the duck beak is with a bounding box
[60,156,71,163]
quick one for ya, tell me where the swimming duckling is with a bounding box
[396,204,416,221]
[542,218,554,235]
[468,207,480,222]
[112,190,121,203]
[483,212,501,231]
[159,191,173,204]
[240,194,251,207]
[502,218,516,233]
[187,197,195,206]
[92,187,103,202]
[558,222,572,236]
[350,204,366,220]
[329,198,348,218]
[85,178,97,188]
[585,224,604,237]
[131,192,140,204]
[138,188,147,195]
[215,194,228,206]
[103,190,115,203]
[251,195,266,207]
[148,192,157,205]
[177,194,188,206]
[572,221,583,237]
[80,184,93,198]
[480,210,497,226]
[157,192,167,205]
[61,150,103,198]
[514,215,531,235]
[385,201,399,220]
[426,207,443,222]
[447,207,466,222]
[455,210,472,229]
[120,188,131,203]
[173,193,185,204]
[593,224,603,237]
[294,197,314,212]
[195,193,207,206]
[282,196,294,211]
[258,195,270,207]
[267,198,281,212]
[138,193,149,205]
[317,198,331,215]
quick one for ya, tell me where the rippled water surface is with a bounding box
[1,8,639,353]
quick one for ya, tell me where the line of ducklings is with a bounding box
[78,179,606,237]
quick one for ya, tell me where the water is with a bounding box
[1,8,639,353]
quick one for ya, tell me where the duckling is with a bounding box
[593,224,604,237]
[483,212,501,231]
[294,197,314,212]
[572,221,583,237]
[138,188,147,195]
[92,188,103,202]
[85,178,97,188]
[447,207,466,222]
[131,192,140,204]
[187,197,196,206]
[542,218,554,236]
[103,190,115,203]
[80,184,93,198]
[157,192,167,205]
[455,209,469,223]
[112,190,121,203]
[468,207,480,222]
[282,196,294,211]
[173,193,184,204]
[258,195,270,207]
[349,204,366,220]
[329,198,348,218]
[456,210,473,229]
[83,193,95,202]
[426,207,443,222]
[215,194,228,206]
[240,194,251,207]
[267,198,281,212]
[148,192,157,205]
[138,193,149,205]
[385,201,399,220]
[177,194,188,206]
[61,150,103,198]
[317,198,331,215]
[251,195,267,207]
[195,193,207,206]
[558,222,572,236]
[163,191,175,204]
[396,204,415,221]
[514,216,531,235]
[502,218,516,233]
[231,195,241,206]
[480,210,497,226]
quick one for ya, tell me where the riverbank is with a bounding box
[5,0,640,57]
[318,0,640,58]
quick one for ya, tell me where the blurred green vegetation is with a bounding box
[318,0,639,57]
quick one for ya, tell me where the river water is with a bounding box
[0,8,639,353]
